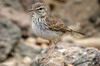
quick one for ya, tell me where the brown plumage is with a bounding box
[30,2,84,63]
[30,2,84,44]
[46,15,84,36]
[46,15,68,33]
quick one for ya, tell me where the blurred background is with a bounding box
[0,0,100,66]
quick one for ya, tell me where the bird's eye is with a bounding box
[37,8,43,10]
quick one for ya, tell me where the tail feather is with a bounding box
[68,29,85,39]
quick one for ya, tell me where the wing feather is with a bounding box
[45,15,70,33]
[45,15,85,38]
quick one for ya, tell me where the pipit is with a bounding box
[29,2,84,63]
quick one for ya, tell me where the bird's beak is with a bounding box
[28,9,34,12]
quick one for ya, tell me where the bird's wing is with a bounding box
[45,15,85,38]
[45,15,70,33]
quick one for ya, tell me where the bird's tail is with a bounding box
[67,29,85,39]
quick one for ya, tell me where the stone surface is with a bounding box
[0,6,31,39]
[0,56,32,66]
[14,41,41,59]
[32,43,100,66]
[0,18,21,62]
[0,0,24,11]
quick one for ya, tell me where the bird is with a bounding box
[29,2,84,63]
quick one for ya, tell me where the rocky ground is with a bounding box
[0,0,100,66]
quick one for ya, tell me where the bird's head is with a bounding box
[29,2,49,17]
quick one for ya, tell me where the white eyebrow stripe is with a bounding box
[36,6,44,9]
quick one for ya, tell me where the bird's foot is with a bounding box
[41,46,55,65]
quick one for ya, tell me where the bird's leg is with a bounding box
[41,40,56,65]
[41,40,58,65]
[47,38,60,56]
[48,40,52,50]
[47,41,55,55]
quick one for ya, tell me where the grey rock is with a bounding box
[14,42,41,59]
[32,43,100,66]
[0,18,21,62]
[0,0,42,11]
[0,0,24,11]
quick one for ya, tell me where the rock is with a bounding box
[0,0,24,11]
[0,6,31,39]
[75,38,100,49]
[0,58,17,66]
[36,38,49,45]
[32,43,100,66]
[14,41,41,59]
[25,37,48,49]
[0,0,38,39]
[0,56,32,66]
[0,0,42,11]
[0,18,21,62]
[22,57,32,64]
[53,0,67,3]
